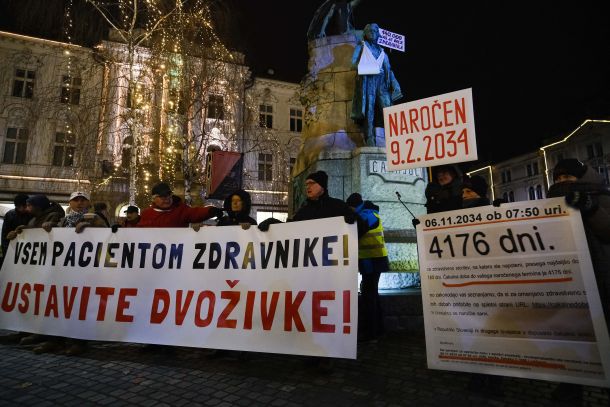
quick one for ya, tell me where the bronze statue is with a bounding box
[351,23,402,147]
[307,0,362,40]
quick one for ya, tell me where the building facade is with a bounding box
[469,120,610,202]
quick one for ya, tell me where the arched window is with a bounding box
[528,187,535,200]
[508,191,514,202]
[536,185,543,199]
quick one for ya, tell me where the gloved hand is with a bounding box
[412,218,421,228]
[344,214,356,224]
[111,224,120,233]
[191,223,202,232]
[258,218,281,232]
[566,191,598,214]
[492,199,505,207]
[210,206,224,219]
[75,222,89,234]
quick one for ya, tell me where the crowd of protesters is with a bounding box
[0,159,607,391]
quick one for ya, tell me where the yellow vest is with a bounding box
[359,213,388,259]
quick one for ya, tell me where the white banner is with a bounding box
[0,217,359,359]
[415,198,610,387]
[378,28,405,52]
[383,88,477,171]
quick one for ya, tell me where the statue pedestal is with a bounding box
[291,147,428,288]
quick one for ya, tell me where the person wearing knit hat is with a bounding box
[425,164,463,214]
[305,171,328,195]
[346,192,388,343]
[1,194,33,267]
[461,175,490,208]
[548,161,610,401]
[6,195,65,241]
[553,158,587,183]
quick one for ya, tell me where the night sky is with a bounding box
[2,1,609,167]
[233,1,610,166]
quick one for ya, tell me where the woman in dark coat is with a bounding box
[217,190,257,227]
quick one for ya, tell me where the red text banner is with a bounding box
[383,88,477,171]
[415,198,610,387]
[0,217,359,359]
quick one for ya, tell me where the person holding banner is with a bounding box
[461,175,490,208]
[1,194,32,267]
[346,193,388,343]
[5,195,65,241]
[548,159,610,322]
[138,182,223,228]
[425,165,463,214]
[216,189,257,228]
[351,23,402,147]
[547,158,610,403]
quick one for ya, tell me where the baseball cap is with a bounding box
[124,205,139,214]
[69,191,90,201]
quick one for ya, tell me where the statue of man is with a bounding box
[307,0,362,41]
[351,23,402,147]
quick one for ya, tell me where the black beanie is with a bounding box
[346,193,363,208]
[462,175,488,198]
[553,159,586,181]
[26,194,51,210]
[306,171,328,191]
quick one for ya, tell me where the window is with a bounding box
[501,169,511,184]
[528,186,535,200]
[60,75,81,105]
[12,69,35,98]
[586,143,603,159]
[52,132,76,167]
[3,127,28,164]
[502,192,508,202]
[526,162,539,177]
[259,104,273,128]
[508,191,514,202]
[289,157,296,175]
[258,153,273,181]
[536,185,543,199]
[290,108,303,132]
[207,95,224,120]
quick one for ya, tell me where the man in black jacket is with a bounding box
[1,193,32,267]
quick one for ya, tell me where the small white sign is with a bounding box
[383,88,478,171]
[378,28,405,52]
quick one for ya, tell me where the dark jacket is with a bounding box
[138,196,218,228]
[27,202,65,228]
[292,193,354,222]
[425,166,463,214]
[548,167,610,324]
[1,208,32,258]
[217,190,257,226]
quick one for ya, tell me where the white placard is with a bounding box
[0,218,359,359]
[383,88,477,171]
[378,28,405,52]
[415,198,610,387]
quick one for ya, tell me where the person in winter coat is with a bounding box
[346,193,388,343]
[1,193,32,266]
[138,182,223,228]
[461,175,490,208]
[548,159,610,322]
[425,165,463,214]
[547,158,610,403]
[6,195,65,240]
[293,171,356,222]
[217,189,257,228]
[121,206,141,227]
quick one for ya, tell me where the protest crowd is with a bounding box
[0,160,609,402]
